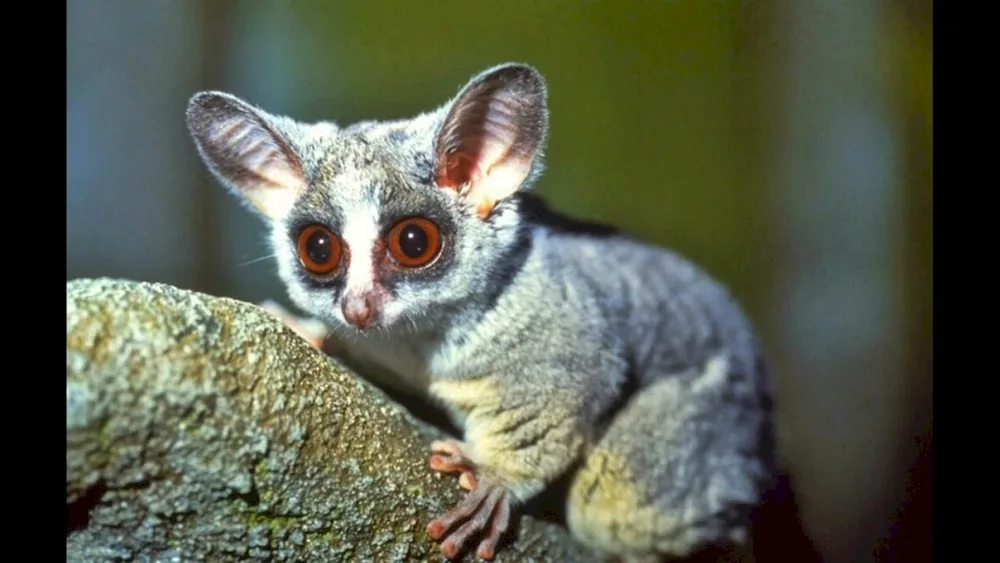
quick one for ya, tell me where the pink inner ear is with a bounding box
[438,152,476,189]
[437,135,515,194]
[436,93,525,191]
[209,114,304,191]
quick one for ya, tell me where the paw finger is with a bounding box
[426,485,490,540]
[439,488,502,559]
[429,454,470,474]
[258,299,286,313]
[440,516,483,559]
[476,489,511,560]
[476,536,498,561]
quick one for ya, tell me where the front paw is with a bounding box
[426,478,513,561]
[258,300,328,349]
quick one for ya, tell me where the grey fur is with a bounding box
[185,62,775,561]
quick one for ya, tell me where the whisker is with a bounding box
[237,253,278,267]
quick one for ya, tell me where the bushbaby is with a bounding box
[185,62,776,562]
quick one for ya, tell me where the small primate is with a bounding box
[186,62,776,562]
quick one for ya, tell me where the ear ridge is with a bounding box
[186,91,308,220]
[434,63,548,219]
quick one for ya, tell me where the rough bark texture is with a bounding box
[66,278,599,563]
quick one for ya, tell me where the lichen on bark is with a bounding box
[66,278,599,563]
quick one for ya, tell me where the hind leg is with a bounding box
[566,358,770,561]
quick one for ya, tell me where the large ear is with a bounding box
[186,91,308,220]
[434,63,548,219]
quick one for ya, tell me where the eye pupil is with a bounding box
[306,231,332,264]
[398,224,429,258]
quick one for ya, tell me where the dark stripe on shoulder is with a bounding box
[514,193,621,238]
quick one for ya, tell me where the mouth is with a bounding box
[343,317,378,332]
[339,310,391,333]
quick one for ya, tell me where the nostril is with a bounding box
[342,293,377,329]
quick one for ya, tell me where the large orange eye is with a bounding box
[296,224,343,275]
[387,217,442,268]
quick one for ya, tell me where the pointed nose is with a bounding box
[341,291,378,329]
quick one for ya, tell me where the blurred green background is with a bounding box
[67,1,931,561]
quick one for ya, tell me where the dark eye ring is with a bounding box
[386,217,442,268]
